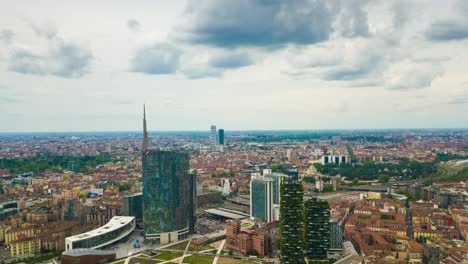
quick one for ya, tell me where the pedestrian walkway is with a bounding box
[212,239,226,264]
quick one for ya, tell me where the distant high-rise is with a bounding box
[210,125,217,148]
[280,180,305,264]
[304,198,330,260]
[142,104,148,151]
[322,155,347,165]
[250,177,274,223]
[218,129,225,145]
[141,108,196,244]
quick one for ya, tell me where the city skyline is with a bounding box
[1,0,468,132]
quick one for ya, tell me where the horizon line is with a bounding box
[1,127,467,135]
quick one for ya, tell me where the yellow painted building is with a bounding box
[5,227,39,244]
[10,237,41,257]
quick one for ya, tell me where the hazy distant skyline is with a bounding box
[1,0,467,132]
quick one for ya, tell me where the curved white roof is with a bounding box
[66,216,135,242]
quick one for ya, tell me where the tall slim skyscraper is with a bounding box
[280,180,305,264]
[142,104,148,151]
[250,177,274,223]
[218,129,225,145]
[210,125,217,148]
[304,198,330,260]
[141,109,196,244]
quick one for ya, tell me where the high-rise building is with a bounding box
[304,198,330,260]
[264,173,287,205]
[188,171,197,235]
[218,129,224,145]
[250,177,274,223]
[122,193,143,223]
[141,107,196,244]
[143,150,194,243]
[280,180,305,264]
[210,125,217,148]
[329,219,344,249]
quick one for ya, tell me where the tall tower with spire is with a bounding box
[142,104,149,151]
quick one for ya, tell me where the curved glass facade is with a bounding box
[65,216,135,250]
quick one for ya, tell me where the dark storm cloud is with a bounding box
[127,19,141,31]
[180,0,339,48]
[426,21,468,41]
[208,52,253,69]
[0,29,14,43]
[131,43,182,74]
[8,41,93,78]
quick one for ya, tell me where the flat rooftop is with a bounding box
[66,216,135,242]
[204,208,248,220]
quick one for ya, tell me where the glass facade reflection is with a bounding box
[142,150,195,241]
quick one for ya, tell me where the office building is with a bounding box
[329,219,344,249]
[121,193,143,222]
[143,150,194,243]
[210,125,217,148]
[65,216,135,250]
[222,178,231,196]
[250,177,274,223]
[141,107,196,243]
[0,200,18,221]
[322,155,347,165]
[218,129,224,145]
[264,172,287,205]
[188,171,197,235]
[280,180,305,264]
[304,198,330,260]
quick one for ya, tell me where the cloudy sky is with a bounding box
[1,0,467,132]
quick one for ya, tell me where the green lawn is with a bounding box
[188,244,215,252]
[165,241,190,251]
[129,257,162,264]
[182,255,214,264]
[153,252,183,260]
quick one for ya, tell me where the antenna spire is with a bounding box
[142,104,149,151]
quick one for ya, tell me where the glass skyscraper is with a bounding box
[250,177,273,223]
[141,106,196,244]
[329,219,344,249]
[264,172,287,205]
[122,193,143,223]
[218,129,224,145]
[142,150,194,243]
